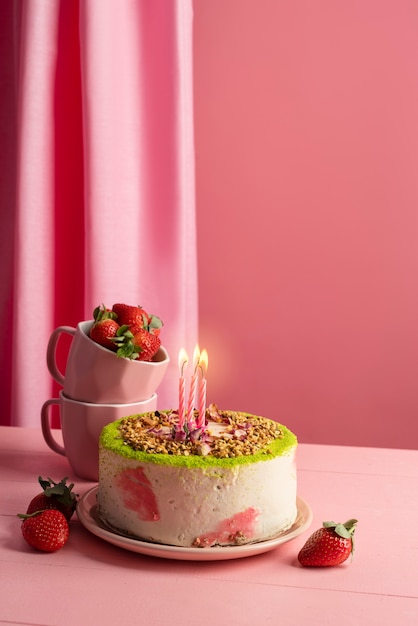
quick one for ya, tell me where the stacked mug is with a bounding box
[41,320,170,481]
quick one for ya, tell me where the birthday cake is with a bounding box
[97,405,298,547]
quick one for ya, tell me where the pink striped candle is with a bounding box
[178,348,188,430]
[186,345,200,429]
[197,349,208,429]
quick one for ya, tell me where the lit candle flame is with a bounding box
[178,348,189,376]
[199,349,208,376]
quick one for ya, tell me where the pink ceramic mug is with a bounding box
[46,320,170,404]
[41,391,158,481]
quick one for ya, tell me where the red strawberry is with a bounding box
[298,519,358,567]
[113,326,161,361]
[113,303,164,336]
[19,509,70,552]
[89,304,120,349]
[132,327,161,360]
[90,318,120,350]
[90,303,163,352]
[26,476,78,521]
[112,303,149,328]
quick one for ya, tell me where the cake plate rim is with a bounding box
[77,487,313,561]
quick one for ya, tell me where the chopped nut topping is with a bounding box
[118,406,283,458]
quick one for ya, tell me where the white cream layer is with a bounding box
[98,446,297,547]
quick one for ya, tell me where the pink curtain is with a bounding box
[0,0,198,427]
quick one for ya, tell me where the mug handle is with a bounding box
[41,398,66,456]
[46,325,76,386]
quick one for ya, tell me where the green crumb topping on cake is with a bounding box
[99,410,297,469]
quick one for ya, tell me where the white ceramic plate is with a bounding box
[77,487,312,561]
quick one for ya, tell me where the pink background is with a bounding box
[194,0,418,448]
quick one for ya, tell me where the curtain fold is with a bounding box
[0,0,198,427]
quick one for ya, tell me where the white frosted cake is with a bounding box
[97,405,298,548]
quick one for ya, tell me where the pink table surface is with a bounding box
[0,426,417,626]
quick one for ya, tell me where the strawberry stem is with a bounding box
[37,476,78,508]
[323,518,358,557]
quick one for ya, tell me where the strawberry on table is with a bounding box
[26,476,78,521]
[298,518,358,567]
[19,509,70,552]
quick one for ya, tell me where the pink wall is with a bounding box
[193,0,418,448]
